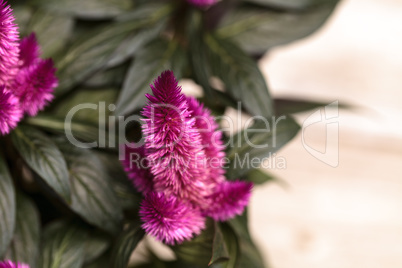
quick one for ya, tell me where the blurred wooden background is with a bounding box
[250,0,402,267]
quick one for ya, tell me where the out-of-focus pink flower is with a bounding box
[139,192,205,245]
[0,86,22,135]
[18,33,40,68]
[122,145,154,194]
[204,180,253,221]
[13,58,57,116]
[0,260,30,268]
[0,0,19,84]
[187,0,218,7]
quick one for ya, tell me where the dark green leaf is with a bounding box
[217,1,339,54]
[274,97,349,115]
[26,115,105,145]
[5,192,40,268]
[26,9,73,58]
[11,126,71,202]
[0,154,16,257]
[246,168,276,185]
[54,138,123,233]
[226,116,300,179]
[28,0,133,19]
[83,64,129,88]
[243,0,333,10]
[110,223,145,268]
[55,4,172,96]
[201,34,273,117]
[38,220,87,268]
[115,39,188,115]
[228,211,266,268]
[173,219,227,267]
[84,230,110,264]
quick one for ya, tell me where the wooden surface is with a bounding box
[250,0,402,267]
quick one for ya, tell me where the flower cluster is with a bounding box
[186,0,218,7]
[123,71,252,245]
[0,0,57,135]
[0,261,29,268]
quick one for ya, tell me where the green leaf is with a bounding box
[201,33,273,117]
[228,211,266,268]
[110,223,145,268]
[84,230,111,264]
[28,0,133,19]
[38,220,87,268]
[83,64,129,88]
[26,115,105,145]
[217,1,339,54]
[246,168,277,185]
[5,192,40,268]
[226,116,300,179]
[54,138,123,233]
[115,39,188,115]
[274,97,349,115]
[0,153,16,257]
[173,219,228,267]
[55,4,172,96]
[26,9,73,58]
[243,0,333,10]
[11,126,71,202]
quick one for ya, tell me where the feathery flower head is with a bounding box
[122,145,154,194]
[0,260,30,268]
[13,58,57,116]
[0,0,19,84]
[18,33,41,68]
[127,70,253,245]
[0,86,22,135]
[204,181,253,221]
[141,70,208,202]
[187,0,218,7]
[139,192,205,245]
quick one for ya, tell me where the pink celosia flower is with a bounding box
[18,33,40,68]
[0,86,22,135]
[187,0,218,7]
[204,180,253,221]
[13,58,57,116]
[0,0,19,84]
[140,192,205,245]
[122,145,154,194]
[0,260,30,268]
[141,71,208,203]
[123,70,253,245]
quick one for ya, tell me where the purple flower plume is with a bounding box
[0,260,30,268]
[187,0,218,7]
[0,0,19,84]
[124,70,253,245]
[13,58,57,116]
[0,86,22,135]
[122,145,153,194]
[141,70,208,203]
[140,192,205,245]
[18,33,40,68]
[205,181,253,221]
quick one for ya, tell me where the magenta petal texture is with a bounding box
[13,59,57,116]
[187,0,218,7]
[0,0,19,84]
[122,145,154,194]
[0,86,22,135]
[205,181,253,221]
[18,33,40,68]
[0,260,30,268]
[140,192,205,245]
[142,71,208,203]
